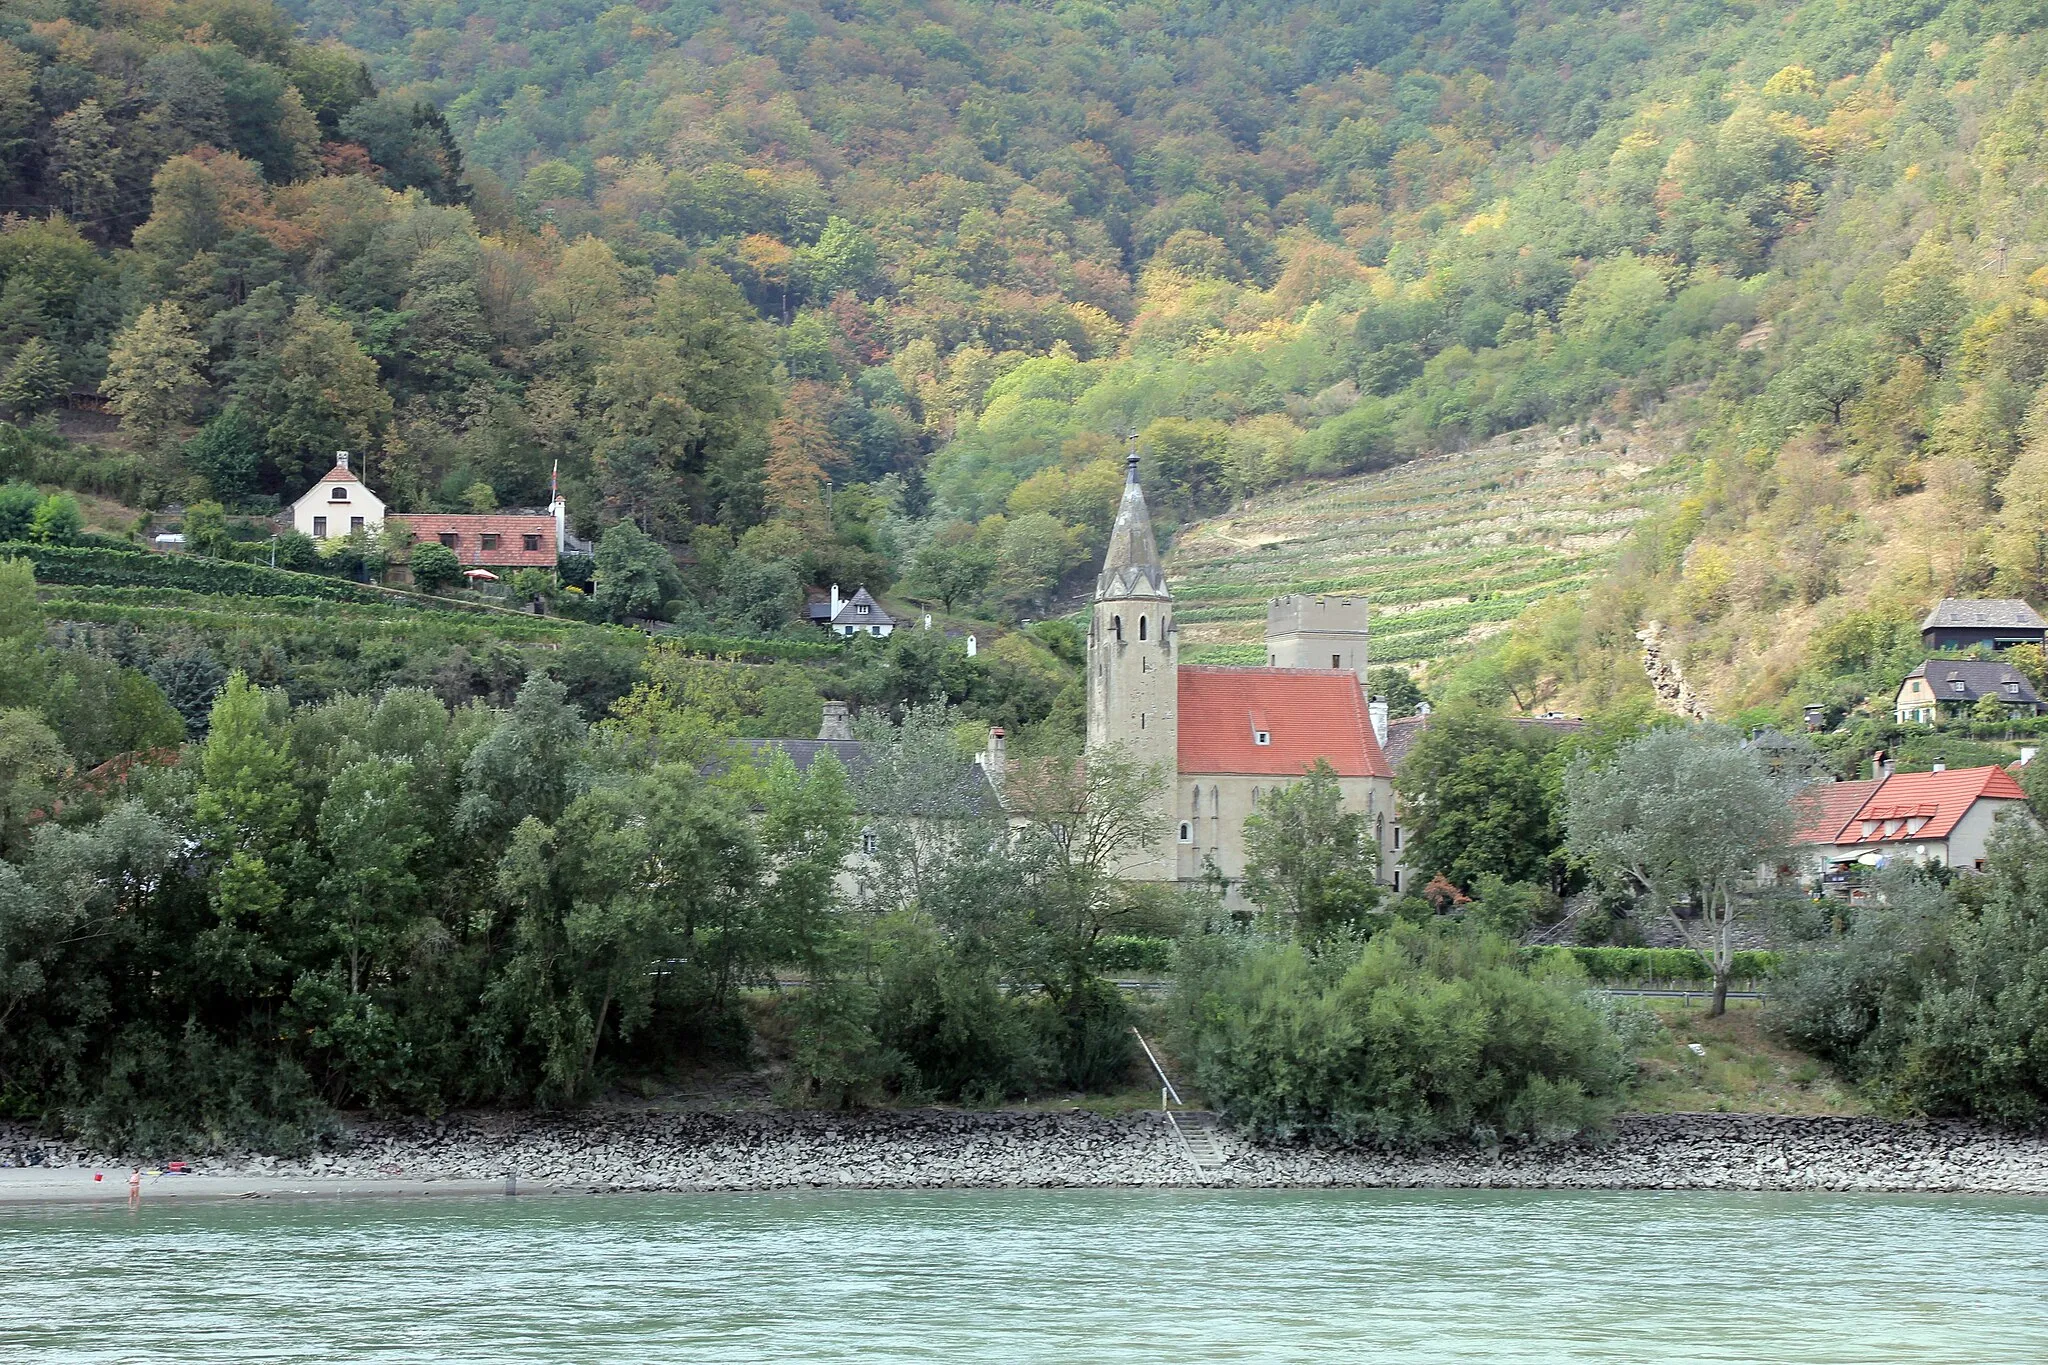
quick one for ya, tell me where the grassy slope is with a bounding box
[1631,1000,1865,1117]
[1167,422,1687,669]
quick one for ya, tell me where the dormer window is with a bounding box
[857,604,869,615]
[1952,681,1967,693]
[439,532,458,548]
[1254,730,1271,746]
[2008,682,2021,694]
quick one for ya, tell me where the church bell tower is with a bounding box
[1086,448,1177,875]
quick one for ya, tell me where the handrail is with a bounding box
[1130,1028,1183,1109]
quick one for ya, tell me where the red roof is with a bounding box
[1177,666,1392,778]
[1797,766,2027,846]
[1791,778,1883,845]
[390,514,558,567]
[317,465,364,485]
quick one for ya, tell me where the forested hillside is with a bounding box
[11,0,2048,713]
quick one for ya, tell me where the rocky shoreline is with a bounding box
[5,1109,2048,1199]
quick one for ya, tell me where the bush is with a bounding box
[1172,922,1630,1148]
[1032,973,1133,1092]
[1092,935,1173,972]
[409,540,461,592]
[873,923,1042,1102]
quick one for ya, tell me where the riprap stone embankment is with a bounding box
[4,1112,2045,1196]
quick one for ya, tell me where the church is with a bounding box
[1085,452,1398,895]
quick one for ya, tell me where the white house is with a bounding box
[808,585,895,638]
[1791,763,2034,887]
[290,452,384,541]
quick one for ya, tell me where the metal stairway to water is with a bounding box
[1167,1110,1226,1173]
[1132,1028,1228,1178]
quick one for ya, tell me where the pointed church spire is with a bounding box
[1097,434,1167,600]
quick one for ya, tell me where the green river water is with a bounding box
[4,1188,2045,1361]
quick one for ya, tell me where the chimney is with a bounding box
[817,701,852,741]
[1368,696,1389,747]
[1415,700,1432,717]
[982,726,1006,786]
[1932,756,1946,773]
[551,491,568,553]
[2022,746,2039,766]
[335,450,350,472]
[829,583,841,618]
[1873,749,1894,779]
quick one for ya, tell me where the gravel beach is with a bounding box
[4,1110,2046,1202]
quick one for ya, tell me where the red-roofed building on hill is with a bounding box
[1081,451,1396,897]
[287,452,586,581]
[1792,764,2033,888]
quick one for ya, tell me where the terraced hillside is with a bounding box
[1168,426,1686,669]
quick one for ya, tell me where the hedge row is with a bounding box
[4,543,543,621]
[1092,935,1174,973]
[654,628,845,662]
[1526,946,1781,984]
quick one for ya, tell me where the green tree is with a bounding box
[1564,725,1796,1016]
[591,520,683,622]
[1398,709,1566,893]
[183,501,233,558]
[104,303,205,445]
[591,270,774,536]
[0,709,67,857]
[0,337,63,417]
[28,494,81,544]
[183,406,266,501]
[1241,758,1381,937]
[408,540,461,593]
[1882,238,1968,376]
[318,759,429,994]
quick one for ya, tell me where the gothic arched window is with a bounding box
[1138,615,1148,641]
[1112,614,1122,642]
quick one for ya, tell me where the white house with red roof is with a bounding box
[288,452,578,576]
[288,451,385,541]
[1082,451,1395,892]
[1791,763,2033,884]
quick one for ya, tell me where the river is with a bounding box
[4,1188,2045,1361]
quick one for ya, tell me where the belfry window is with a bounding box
[1112,615,1122,642]
[1138,615,1148,641]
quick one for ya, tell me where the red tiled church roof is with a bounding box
[1795,766,2027,846]
[390,513,558,567]
[1177,666,1392,778]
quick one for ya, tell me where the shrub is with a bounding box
[1172,922,1630,1148]
[872,922,1042,1102]
[409,540,461,592]
[1771,826,2048,1127]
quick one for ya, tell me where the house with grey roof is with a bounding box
[1896,659,2045,723]
[1919,598,2048,652]
[807,584,896,638]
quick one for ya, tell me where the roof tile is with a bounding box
[1177,666,1391,777]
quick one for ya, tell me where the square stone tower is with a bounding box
[1265,594,1370,682]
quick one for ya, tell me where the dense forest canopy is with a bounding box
[9,0,2048,683]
